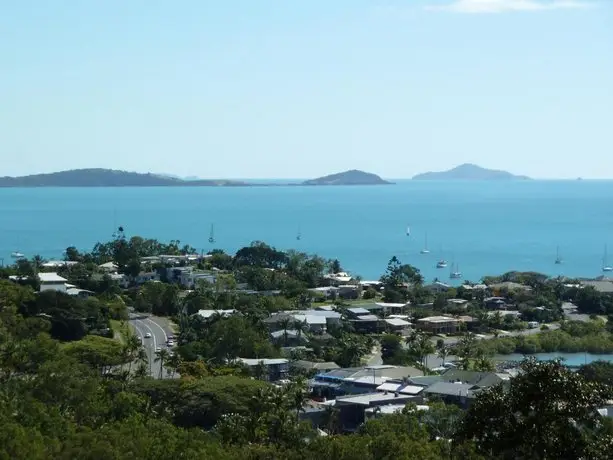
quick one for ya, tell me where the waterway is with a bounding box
[494,352,613,368]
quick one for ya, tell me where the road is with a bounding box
[129,314,176,379]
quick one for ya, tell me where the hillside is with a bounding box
[412,163,530,181]
[0,169,248,187]
[302,169,392,186]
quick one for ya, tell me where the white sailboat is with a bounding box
[449,260,462,279]
[554,246,562,265]
[420,233,430,254]
[296,226,302,241]
[208,224,216,244]
[11,251,25,259]
[406,226,411,236]
[603,245,612,272]
[436,246,447,268]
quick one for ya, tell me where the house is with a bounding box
[270,329,309,347]
[581,280,613,294]
[447,298,469,309]
[41,260,78,269]
[423,382,479,408]
[238,358,289,382]
[359,280,383,290]
[196,309,237,319]
[337,285,361,300]
[359,302,409,316]
[328,392,420,431]
[488,281,532,293]
[293,314,327,333]
[38,272,68,293]
[135,271,160,285]
[99,261,119,272]
[424,281,451,294]
[416,316,460,334]
[66,287,95,298]
[291,360,340,375]
[349,314,381,333]
[484,296,508,310]
[365,403,429,420]
[309,286,340,300]
[310,365,423,399]
[462,284,487,291]
[345,307,371,318]
[384,317,412,332]
[323,272,354,286]
[489,310,522,319]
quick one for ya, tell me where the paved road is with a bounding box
[129,314,175,379]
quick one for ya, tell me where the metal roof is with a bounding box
[38,273,67,283]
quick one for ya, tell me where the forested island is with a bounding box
[412,163,531,181]
[0,168,391,187]
[1,232,613,458]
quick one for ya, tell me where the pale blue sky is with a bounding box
[1,0,611,179]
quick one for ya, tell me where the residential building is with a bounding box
[349,314,380,333]
[384,317,412,332]
[488,281,532,293]
[484,296,508,310]
[238,358,289,382]
[66,287,95,298]
[42,260,79,269]
[581,280,613,295]
[196,309,236,320]
[38,272,68,293]
[424,281,452,294]
[416,316,460,334]
[291,360,340,375]
[447,298,469,309]
[98,261,119,272]
[270,329,309,347]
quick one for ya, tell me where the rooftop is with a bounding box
[196,309,236,319]
[384,318,411,327]
[239,358,289,366]
[417,316,458,324]
[38,272,68,283]
[335,392,416,406]
[424,381,477,398]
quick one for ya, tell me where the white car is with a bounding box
[155,347,161,353]
[144,332,152,338]
[166,340,174,347]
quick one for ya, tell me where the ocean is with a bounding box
[1,180,612,282]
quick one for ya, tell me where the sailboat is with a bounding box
[296,226,302,241]
[420,233,430,254]
[449,262,462,280]
[208,224,216,244]
[11,251,25,259]
[406,226,411,236]
[554,246,562,265]
[602,245,612,272]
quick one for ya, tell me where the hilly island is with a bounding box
[412,163,530,181]
[0,168,391,187]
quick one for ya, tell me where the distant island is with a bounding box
[302,170,392,186]
[412,163,531,181]
[0,168,392,187]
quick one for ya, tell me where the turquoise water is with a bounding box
[495,352,613,367]
[1,180,613,280]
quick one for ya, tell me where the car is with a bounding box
[155,347,161,353]
[166,340,174,347]
[167,335,175,341]
[144,332,152,338]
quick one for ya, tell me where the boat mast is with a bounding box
[208,224,215,244]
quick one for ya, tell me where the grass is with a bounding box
[110,319,131,344]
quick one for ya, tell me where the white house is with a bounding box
[38,272,68,293]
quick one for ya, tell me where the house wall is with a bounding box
[40,282,67,293]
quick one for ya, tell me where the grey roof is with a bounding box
[352,314,379,321]
[385,318,411,327]
[38,272,67,283]
[440,369,507,387]
[335,392,416,406]
[581,280,613,293]
[408,375,444,387]
[347,307,370,315]
[424,382,477,398]
[239,358,289,366]
[292,360,340,370]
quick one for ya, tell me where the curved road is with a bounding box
[129,314,176,379]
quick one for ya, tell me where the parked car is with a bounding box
[144,332,152,338]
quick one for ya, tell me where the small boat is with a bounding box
[406,226,411,236]
[449,262,462,279]
[208,224,216,244]
[296,226,302,241]
[554,246,562,265]
[436,260,448,269]
[420,233,430,254]
[603,245,613,272]
[11,251,25,259]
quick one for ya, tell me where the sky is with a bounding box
[1,0,611,179]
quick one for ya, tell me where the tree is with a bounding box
[405,331,434,368]
[455,358,613,459]
[154,348,170,379]
[577,360,613,386]
[329,259,342,274]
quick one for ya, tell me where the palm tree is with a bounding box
[294,320,308,342]
[154,348,170,379]
[278,316,292,346]
[456,332,478,370]
[286,379,308,416]
[405,331,435,369]
[166,353,182,378]
[123,334,142,374]
[436,344,450,367]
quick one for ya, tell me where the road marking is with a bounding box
[136,319,157,352]
[145,317,168,343]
